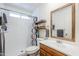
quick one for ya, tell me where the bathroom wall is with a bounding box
[75,4,79,47]
[32,3,67,37]
[0,3,32,15]
[32,3,79,46]
[0,3,33,56]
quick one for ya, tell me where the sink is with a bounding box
[41,39,73,49]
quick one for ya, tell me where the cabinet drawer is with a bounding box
[40,43,66,56]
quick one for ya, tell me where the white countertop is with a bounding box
[39,39,79,56]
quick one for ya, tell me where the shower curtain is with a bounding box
[5,13,33,56]
[0,9,34,56]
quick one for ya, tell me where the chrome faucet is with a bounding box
[56,40,62,44]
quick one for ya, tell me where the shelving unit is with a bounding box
[35,20,46,38]
[35,20,46,29]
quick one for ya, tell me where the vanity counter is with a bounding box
[39,39,79,56]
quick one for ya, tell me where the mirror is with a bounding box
[50,4,75,41]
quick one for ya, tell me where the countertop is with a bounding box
[39,39,79,56]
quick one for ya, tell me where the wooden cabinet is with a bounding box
[40,43,67,56]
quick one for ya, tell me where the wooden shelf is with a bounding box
[35,20,46,29]
[37,26,46,29]
[35,20,46,24]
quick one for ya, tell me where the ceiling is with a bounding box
[5,3,42,13]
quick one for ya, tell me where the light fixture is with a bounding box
[9,13,20,18]
[21,16,31,19]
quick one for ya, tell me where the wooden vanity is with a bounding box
[40,43,67,56]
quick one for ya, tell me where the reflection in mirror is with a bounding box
[37,29,49,38]
[51,4,75,42]
[38,29,46,38]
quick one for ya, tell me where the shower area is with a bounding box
[0,8,34,56]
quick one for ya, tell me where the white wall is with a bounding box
[75,4,79,46]
[32,3,79,46]
[0,3,32,15]
[32,3,67,34]
[32,3,67,36]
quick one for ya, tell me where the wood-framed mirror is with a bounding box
[50,3,75,42]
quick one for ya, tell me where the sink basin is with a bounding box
[40,39,73,49]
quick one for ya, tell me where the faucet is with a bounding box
[56,40,62,44]
[44,37,48,40]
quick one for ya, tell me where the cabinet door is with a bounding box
[46,53,52,56]
[40,44,66,56]
[40,49,52,56]
[40,49,46,56]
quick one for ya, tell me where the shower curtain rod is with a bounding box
[0,7,35,18]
